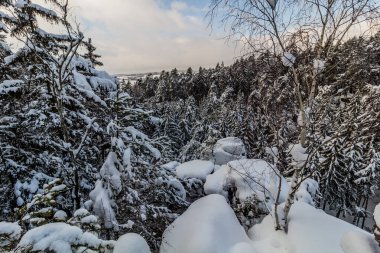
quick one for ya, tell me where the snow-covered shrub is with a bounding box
[14,222,113,253]
[19,179,68,229]
[0,222,22,251]
[67,208,101,235]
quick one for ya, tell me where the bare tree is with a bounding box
[208,0,380,230]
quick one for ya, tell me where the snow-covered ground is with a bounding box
[161,195,379,253]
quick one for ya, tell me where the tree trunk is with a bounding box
[282,168,300,231]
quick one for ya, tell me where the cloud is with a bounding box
[68,0,239,74]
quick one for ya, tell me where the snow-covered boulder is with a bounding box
[213,137,246,165]
[160,194,253,253]
[204,159,288,207]
[114,233,151,253]
[176,160,214,181]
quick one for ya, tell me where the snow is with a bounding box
[340,231,380,253]
[125,126,161,159]
[0,222,22,246]
[114,233,151,253]
[89,181,118,229]
[288,143,308,168]
[29,3,58,17]
[89,76,117,91]
[73,71,107,107]
[35,28,69,41]
[287,202,374,253]
[15,0,27,8]
[282,52,296,67]
[295,178,319,206]
[0,80,24,95]
[313,59,325,72]
[247,201,379,253]
[73,208,89,218]
[160,194,251,253]
[161,161,180,172]
[167,176,187,200]
[248,213,290,253]
[99,152,122,192]
[0,21,8,33]
[204,165,228,197]
[53,210,67,221]
[204,159,288,208]
[0,41,10,51]
[374,203,380,227]
[80,215,98,224]
[16,223,102,253]
[176,160,214,181]
[213,137,246,165]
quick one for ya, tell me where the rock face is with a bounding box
[213,137,246,165]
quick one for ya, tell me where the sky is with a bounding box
[68,0,240,74]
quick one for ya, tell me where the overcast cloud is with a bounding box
[68,0,239,74]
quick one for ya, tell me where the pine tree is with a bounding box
[83,38,103,67]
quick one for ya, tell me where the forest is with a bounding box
[0,0,380,253]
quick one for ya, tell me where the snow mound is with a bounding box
[160,194,250,253]
[204,159,288,207]
[176,160,214,181]
[340,231,380,253]
[287,202,372,253]
[114,233,151,253]
[249,202,376,253]
[213,137,246,165]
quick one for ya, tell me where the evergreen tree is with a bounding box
[83,38,103,67]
